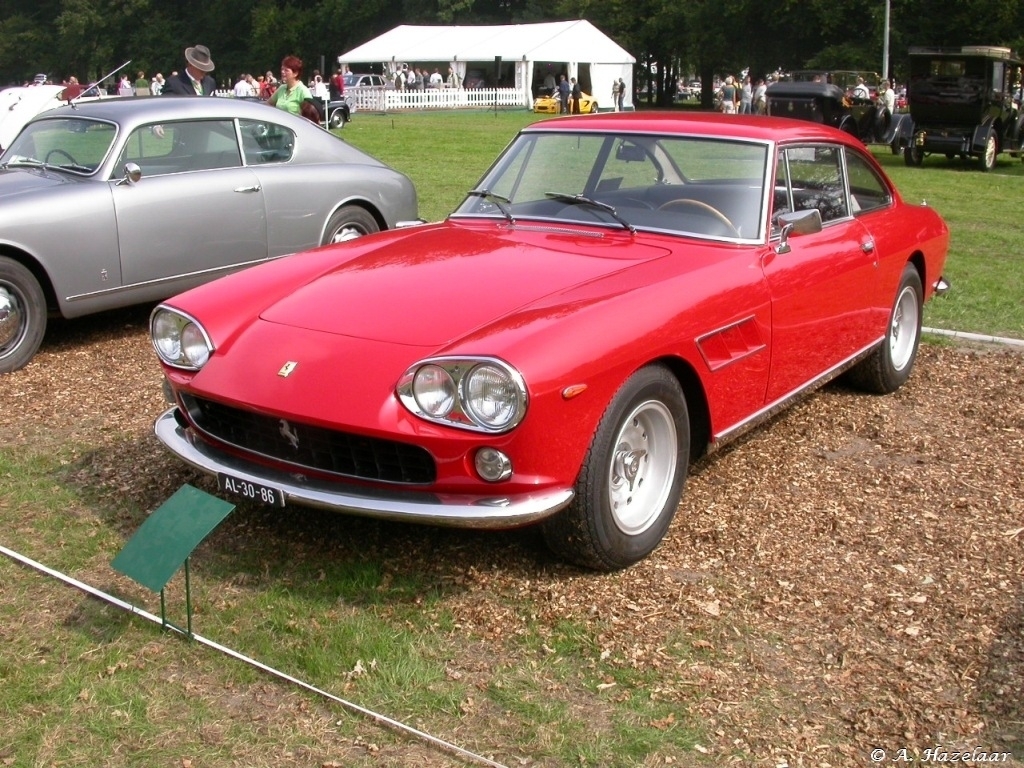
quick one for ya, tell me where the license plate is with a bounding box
[217,473,285,507]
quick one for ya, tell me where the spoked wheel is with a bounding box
[542,365,690,570]
[904,144,924,166]
[979,131,998,172]
[321,206,380,245]
[846,263,923,394]
[0,257,48,374]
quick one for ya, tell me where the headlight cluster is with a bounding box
[150,306,213,370]
[397,357,527,433]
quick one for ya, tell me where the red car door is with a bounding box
[761,145,880,403]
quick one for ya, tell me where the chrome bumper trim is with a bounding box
[154,408,573,528]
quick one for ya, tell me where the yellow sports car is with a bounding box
[533,91,599,114]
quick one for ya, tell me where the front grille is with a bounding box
[180,394,436,484]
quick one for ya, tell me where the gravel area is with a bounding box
[3,308,1022,766]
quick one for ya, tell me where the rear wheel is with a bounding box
[979,130,998,172]
[321,206,379,245]
[329,108,347,129]
[847,263,923,394]
[0,257,47,374]
[541,365,689,570]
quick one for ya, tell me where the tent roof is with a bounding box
[339,20,635,65]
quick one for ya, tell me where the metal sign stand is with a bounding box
[111,484,234,639]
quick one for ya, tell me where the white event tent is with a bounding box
[338,20,635,110]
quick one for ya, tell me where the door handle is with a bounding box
[861,240,875,253]
[234,185,261,193]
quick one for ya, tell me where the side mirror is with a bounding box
[775,208,822,254]
[116,162,142,186]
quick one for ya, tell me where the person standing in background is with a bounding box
[162,45,217,96]
[268,55,312,115]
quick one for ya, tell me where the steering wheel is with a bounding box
[658,198,740,237]
[45,148,79,166]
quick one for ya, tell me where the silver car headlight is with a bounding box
[397,357,527,433]
[150,305,213,370]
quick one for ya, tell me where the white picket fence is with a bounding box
[215,86,528,113]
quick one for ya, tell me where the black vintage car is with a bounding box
[765,80,907,152]
[904,45,1024,171]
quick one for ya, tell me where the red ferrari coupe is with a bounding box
[151,112,949,570]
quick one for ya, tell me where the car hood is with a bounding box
[259,223,672,347]
[0,167,74,199]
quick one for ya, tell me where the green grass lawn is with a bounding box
[340,108,1024,340]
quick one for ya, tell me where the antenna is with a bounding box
[69,60,132,106]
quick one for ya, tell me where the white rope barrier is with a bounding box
[0,543,508,768]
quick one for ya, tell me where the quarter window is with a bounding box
[845,150,891,214]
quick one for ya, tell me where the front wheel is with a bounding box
[904,144,923,166]
[0,257,48,374]
[321,206,380,245]
[846,263,923,394]
[541,365,689,570]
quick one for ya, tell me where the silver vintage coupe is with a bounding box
[0,96,420,373]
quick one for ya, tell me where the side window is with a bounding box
[845,150,891,214]
[115,120,241,176]
[239,119,296,164]
[783,145,849,223]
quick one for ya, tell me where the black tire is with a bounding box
[328,108,347,129]
[320,206,380,246]
[979,130,998,172]
[0,256,47,374]
[904,144,923,166]
[541,365,689,570]
[846,263,923,394]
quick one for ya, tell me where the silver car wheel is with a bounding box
[0,256,47,374]
[606,399,678,536]
[321,206,380,246]
[889,283,920,372]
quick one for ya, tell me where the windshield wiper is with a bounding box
[465,189,515,225]
[1,157,46,170]
[544,192,635,234]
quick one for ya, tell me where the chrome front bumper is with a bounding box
[154,408,573,528]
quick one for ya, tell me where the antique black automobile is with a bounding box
[765,80,906,152]
[904,45,1024,171]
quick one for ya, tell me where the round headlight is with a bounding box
[412,364,456,417]
[180,323,211,368]
[463,363,521,429]
[152,310,183,362]
[151,307,212,369]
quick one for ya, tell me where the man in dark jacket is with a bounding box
[162,45,217,96]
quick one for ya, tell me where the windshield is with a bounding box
[453,131,769,241]
[1,117,116,175]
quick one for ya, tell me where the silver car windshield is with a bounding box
[454,132,770,242]
[1,118,116,175]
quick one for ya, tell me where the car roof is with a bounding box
[35,95,308,127]
[22,94,379,169]
[524,111,868,147]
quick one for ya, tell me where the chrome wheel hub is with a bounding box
[889,285,919,371]
[0,285,25,351]
[607,400,678,536]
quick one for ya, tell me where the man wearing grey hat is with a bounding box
[163,44,217,96]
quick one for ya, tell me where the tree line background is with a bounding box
[1,0,1022,106]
